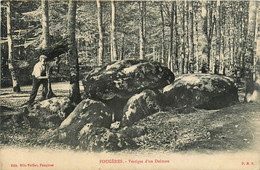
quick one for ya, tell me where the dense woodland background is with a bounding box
[1,0,259,95]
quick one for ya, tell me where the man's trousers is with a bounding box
[28,76,48,105]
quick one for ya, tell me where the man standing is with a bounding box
[27,55,49,106]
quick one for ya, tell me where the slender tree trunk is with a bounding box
[202,2,215,73]
[238,5,242,75]
[7,1,20,92]
[185,1,190,74]
[41,0,50,48]
[237,3,246,78]
[168,2,174,71]
[139,1,145,60]
[247,0,257,67]
[216,0,221,74]
[241,3,249,78]
[174,1,179,72]
[189,1,195,73]
[97,0,104,66]
[221,4,226,75]
[68,0,81,104]
[195,2,199,73]
[41,0,55,98]
[181,2,185,74]
[160,2,165,64]
[111,0,117,62]
[208,3,214,73]
[244,0,258,102]
[255,3,260,89]
[120,33,125,60]
[228,16,232,70]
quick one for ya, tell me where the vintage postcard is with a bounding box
[0,0,260,169]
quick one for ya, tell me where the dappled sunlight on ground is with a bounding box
[0,82,84,106]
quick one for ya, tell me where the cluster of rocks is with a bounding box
[25,59,239,151]
[30,97,74,129]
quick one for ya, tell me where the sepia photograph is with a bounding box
[0,0,260,169]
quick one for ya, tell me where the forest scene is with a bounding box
[1,0,260,161]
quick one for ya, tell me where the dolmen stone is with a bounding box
[121,89,161,127]
[82,59,174,120]
[32,97,74,129]
[163,74,239,110]
[78,124,137,151]
[58,99,113,145]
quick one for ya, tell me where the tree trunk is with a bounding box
[160,2,165,64]
[181,1,185,74]
[174,1,179,73]
[221,3,227,75]
[245,0,259,102]
[189,1,195,73]
[41,0,50,48]
[139,1,145,60]
[97,0,104,66]
[120,33,125,60]
[41,0,55,98]
[216,0,221,74]
[202,1,215,73]
[7,1,20,93]
[168,2,174,72]
[111,0,117,62]
[68,0,81,104]
[241,3,249,78]
[185,0,190,74]
[195,2,199,73]
[255,3,260,88]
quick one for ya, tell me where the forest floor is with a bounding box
[0,82,260,169]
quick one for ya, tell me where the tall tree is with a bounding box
[180,1,185,74]
[68,0,81,104]
[247,0,258,75]
[202,1,215,73]
[97,0,104,66]
[110,0,117,62]
[241,2,249,78]
[189,1,195,73]
[194,1,200,73]
[7,1,21,92]
[120,32,125,60]
[41,0,56,98]
[184,0,189,74]
[244,0,259,102]
[216,0,222,74]
[168,2,174,71]
[174,1,179,73]
[160,2,165,64]
[41,0,50,48]
[255,2,260,85]
[139,1,145,60]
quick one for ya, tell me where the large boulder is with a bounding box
[58,99,113,145]
[121,89,161,127]
[163,74,239,110]
[78,125,137,151]
[82,59,174,120]
[82,59,174,100]
[31,97,74,129]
